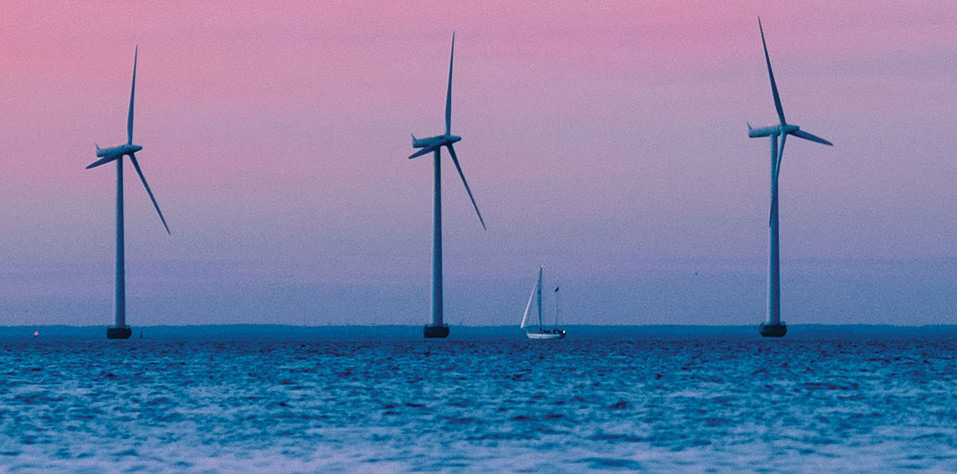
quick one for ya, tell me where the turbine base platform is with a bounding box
[423,324,450,339]
[759,323,787,338]
[107,326,132,340]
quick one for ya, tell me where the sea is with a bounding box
[1,325,955,473]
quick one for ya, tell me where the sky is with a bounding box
[0,1,956,327]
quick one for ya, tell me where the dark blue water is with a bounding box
[1,326,956,472]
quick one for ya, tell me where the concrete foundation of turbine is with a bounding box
[759,322,787,338]
[423,325,450,338]
[107,326,132,339]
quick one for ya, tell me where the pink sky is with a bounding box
[1,1,956,326]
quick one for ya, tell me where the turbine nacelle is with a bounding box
[95,143,142,158]
[747,124,799,138]
[411,134,461,151]
[748,125,779,138]
[87,144,143,169]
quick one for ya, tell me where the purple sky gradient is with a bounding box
[1,1,956,326]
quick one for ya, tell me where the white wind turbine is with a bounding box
[409,33,486,339]
[87,46,170,339]
[748,19,833,337]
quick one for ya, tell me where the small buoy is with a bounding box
[33,331,39,338]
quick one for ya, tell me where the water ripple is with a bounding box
[0,333,955,472]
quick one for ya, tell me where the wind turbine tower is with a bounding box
[409,33,487,338]
[87,46,170,339]
[748,19,832,337]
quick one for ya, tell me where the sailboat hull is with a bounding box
[525,330,566,340]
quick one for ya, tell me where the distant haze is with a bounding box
[0,1,955,326]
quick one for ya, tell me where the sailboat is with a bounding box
[520,266,566,339]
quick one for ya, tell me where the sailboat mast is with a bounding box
[554,286,560,329]
[537,266,543,330]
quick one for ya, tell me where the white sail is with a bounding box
[520,267,542,329]
[520,278,536,329]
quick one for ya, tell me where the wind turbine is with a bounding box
[87,46,170,339]
[748,19,832,337]
[409,33,486,339]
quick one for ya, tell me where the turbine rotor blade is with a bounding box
[792,129,833,146]
[409,145,439,159]
[86,154,120,169]
[445,33,455,136]
[759,18,786,125]
[769,187,779,227]
[770,133,786,226]
[128,45,138,145]
[774,132,787,184]
[446,144,486,230]
[129,153,170,235]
